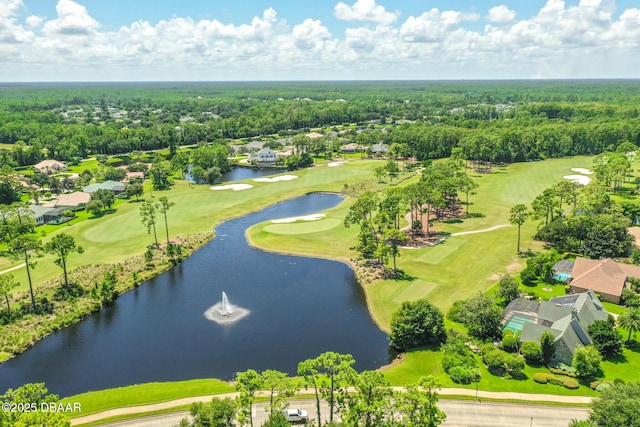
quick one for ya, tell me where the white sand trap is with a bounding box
[271,214,326,224]
[253,175,298,183]
[328,161,348,167]
[571,168,593,175]
[564,175,592,185]
[210,184,253,191]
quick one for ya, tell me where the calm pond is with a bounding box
[0,193,390,397]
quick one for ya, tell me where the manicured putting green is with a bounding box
[263,218,342,235]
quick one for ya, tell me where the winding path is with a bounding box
[450,224,511,237]
[0,263,25,274]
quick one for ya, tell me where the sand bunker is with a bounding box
[210,184,253,191]
[571,168,593,175]
[328,161,348,167]
[564,175,592,185]
[253,175,298,183]
[271,214,326,224]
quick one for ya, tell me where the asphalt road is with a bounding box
[93,399,590,427]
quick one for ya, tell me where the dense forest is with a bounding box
[1,80,640,167]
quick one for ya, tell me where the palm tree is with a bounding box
[618,307,640,344]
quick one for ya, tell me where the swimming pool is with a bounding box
[553,272,572,282]
[503,314,535,333]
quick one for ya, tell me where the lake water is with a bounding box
[0,193,390,397]
[186,166,282,183]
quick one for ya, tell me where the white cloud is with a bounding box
[2,0,640,81]
[0,0,33,44]
[400,9,478,43]
[25,15,43,28]
[292,19,331,50]
[42,0,100,35]
[334,0,399,25]
[487,5,516,23]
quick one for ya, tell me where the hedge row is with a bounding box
[532,373,580,389]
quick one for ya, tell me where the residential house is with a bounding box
[43,192,92,210]
[568,257,640,304]
[306,132,324,139]
[371,143,389,156]
[29,205,66,225]
[340,143,366,154]
[122,171,145,183]
[83,180,126,195]
[249,148,277,164]
[503,290,609,364]
[33,160,67,174]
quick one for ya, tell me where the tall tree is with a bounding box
[588,382,640,427]
[509,204,529,253]
[496,274,520,305]
[340,370,394,427]
[8,234,42,311]
[235,369,263,427]
[298,352,355,426]
[261,370,297,416]
[618,307,640,344]
[91,188,115,212]
[390,299,447,351]
[398,376,446,427]
[44,233,83,290]
[0,272,19,316]
[140,200,160,247]
[158,196,175,245]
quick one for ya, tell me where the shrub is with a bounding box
[595,382,612,392]
[590,380,603,390]
[533,373,553,384]
[549,367,578,378]
[614,378,625,385]
[500,331,518,353]
[562,378,580,389]
[521,341,543,365]
[449,366,474,384]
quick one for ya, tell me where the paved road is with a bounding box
[91,399,590,427]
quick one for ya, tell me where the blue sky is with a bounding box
[2,0,640,81]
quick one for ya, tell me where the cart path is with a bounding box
[450,224,511,236]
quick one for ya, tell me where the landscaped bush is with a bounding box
[533,373,553,384]
[500,330,518,353]
[441,330,481,383]
[534,373,580,389]
[562,378,580,389]
[596,382,612,392]
[549,367,578,378]
[448,366,479,384]
[521,341,543,365]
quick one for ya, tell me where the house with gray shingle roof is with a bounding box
[503,290,609,364]
[248,148,277,164]
[83,180,125,195]
[29,205,66,225]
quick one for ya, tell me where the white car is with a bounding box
[283,408,308,423]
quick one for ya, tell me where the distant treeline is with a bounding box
[1,80,639,166]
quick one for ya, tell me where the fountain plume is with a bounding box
[204,292,249,325]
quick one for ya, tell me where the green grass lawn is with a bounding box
[7,160,383,297]
[250,156,595,331]
[13,155,638,401]
[61,379,234,416]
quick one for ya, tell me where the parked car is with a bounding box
[283,408,308,423]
